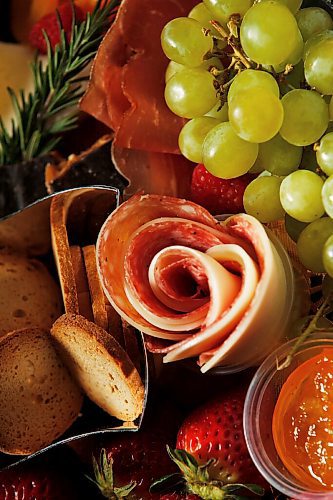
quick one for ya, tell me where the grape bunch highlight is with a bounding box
[161,0,333,275]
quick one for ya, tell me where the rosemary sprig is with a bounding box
[277,291,333,370]
[0,0,119,166]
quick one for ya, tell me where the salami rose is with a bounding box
[96,195,294,372]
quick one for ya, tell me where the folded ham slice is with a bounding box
[80,0,198,197]
[96,194,293,372]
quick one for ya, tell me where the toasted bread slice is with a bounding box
[106,304,124,347]
[51,314,145,422]
[50,195,79,314]
[0,328,83,455]
[0,251,62,339]
[70,246,94,322]
[82,245,108,330]
[121,319,143,373]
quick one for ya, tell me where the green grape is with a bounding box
[249,162,265,174]
[305,36,333,95]
[178,117,220,163]
[205,101,229,121]
[322,175,333,218]
[272,29,304,73]
[258,170,272,177]
[240,2,300,66]
[228,86,284,143]
[323,234,333,277]
[165,61,184,82]
[253,134,302,175]
[300,147,319,172]
[330,96,333,121]
[316,133,333,175]
[201,56,224,72]
[285,214,308,242]
[202,121,258,178]
[257,0,302,14]
[161,17,213,67]
[297,217,333,273]
[280,89,329,146]
[303,29,333,59]
[243,176,285,222]
[188,2,224,40]
[296,7,333,42]
[326,122,333,134]
[164,69,217,118]
[203,0,253,24]
[280,170,325,222]
[227,69,279,103]
[165,57,223,82]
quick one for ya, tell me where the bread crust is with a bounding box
[0,251,62,339]
[0,327,83,455]
[70,245,94,321]
[51,314,145,422]
[50,195,79,314]
[83,245,108,330]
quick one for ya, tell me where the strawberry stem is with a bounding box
[87,448,137,499]
[165,447,265,500]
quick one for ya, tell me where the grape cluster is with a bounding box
[161,0,333,275]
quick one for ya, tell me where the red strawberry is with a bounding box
[90,399,183,499]
[29,2,85,54]
[0,447,92,499]
[190,164,254,215]
[175,390,267,492]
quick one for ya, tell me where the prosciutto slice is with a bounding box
[81,0,198,153]
[112,145,194,199]
[80,0,199,196]
[96,195,292,372]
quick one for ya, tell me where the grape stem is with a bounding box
[277,292,333,371]
[210,20,252,69]
[222,74,237,90]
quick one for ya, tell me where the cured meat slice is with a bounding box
[112,145,195,199]
[97,195,291,372]
[81,0,198,153]
[81,0,201,196]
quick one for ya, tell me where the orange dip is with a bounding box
[273,348,333,490]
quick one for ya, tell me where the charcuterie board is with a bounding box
[1,1,333,499]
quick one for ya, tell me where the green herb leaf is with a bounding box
[0,0,119,166]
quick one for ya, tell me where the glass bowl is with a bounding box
[244,337,333,499]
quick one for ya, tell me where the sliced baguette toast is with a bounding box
[70,245,94,322]
[82,244,124,346]
[0,328,83,455]
[50,194,79,314]
[82,245,108,330]
[0,251,62,339]
[121,319,143,373]
[51,314,145,422]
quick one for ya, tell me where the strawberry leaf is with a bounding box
[223,483,265,495]
[150,472,186,493]
[87,449,137,499]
